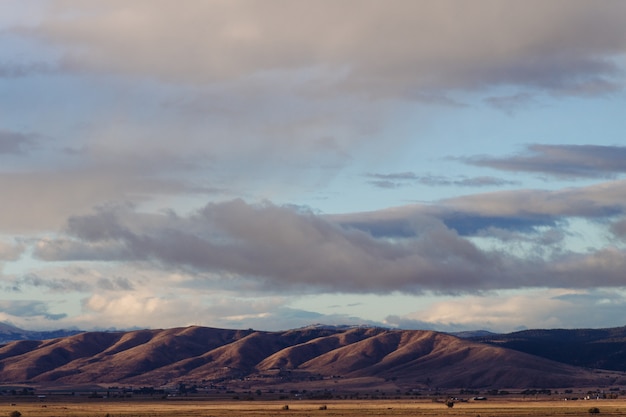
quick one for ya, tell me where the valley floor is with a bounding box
[2,398,626,417]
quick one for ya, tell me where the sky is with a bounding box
[1,0,626,333]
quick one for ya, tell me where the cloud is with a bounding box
[0,79,373,235]
[385,289,626,333]
[0,145,225,233]
[439,179,626,222]
[95,277,134,291]
[366,172,518,189]
[0,299,67,320]
[26,196,626,296]
[484,92,536,114]
[33,200,512,294]
[13,0,626,96]
[68,291,382,331]
[367,172,420,181]
[1,2,625,333]
[215,306,382,331]
[465,144,626,179]
[610,218,626,240]
[336,179,626,238]
[0,130,38,154]
[7,273,92,293]
[3,1,624,241]
[0,62,55,78]
[365,172,417,188]
[0,240,25,261]
[420,175,519,187]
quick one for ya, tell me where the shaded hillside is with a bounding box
[470,326,626,372]
[0,326,624,389]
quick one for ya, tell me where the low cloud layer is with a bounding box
[30,187,626,296]
[386,289,626,333]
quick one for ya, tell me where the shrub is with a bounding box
[9,411,22,417]
[589,407,600,414]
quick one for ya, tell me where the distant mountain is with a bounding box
[469,326,626,372]
[0,322,83,344]
[1,325,624,389]
[450,330,499,339]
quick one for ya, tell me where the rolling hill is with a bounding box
[1,325,625,390]
[469,326,626,372]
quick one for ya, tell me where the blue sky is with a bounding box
[1,0,626,333]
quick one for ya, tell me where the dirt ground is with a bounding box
[2,398,626,417]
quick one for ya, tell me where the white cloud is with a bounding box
[386,289,626,332]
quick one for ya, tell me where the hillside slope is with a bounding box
[0,326,624,389]
[470,326,626,372]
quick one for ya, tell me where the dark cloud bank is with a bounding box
[34,178,626,296]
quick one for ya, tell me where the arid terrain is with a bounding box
[2,325,626,391]
[2,397,626,417]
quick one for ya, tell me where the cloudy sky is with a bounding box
[1,0,626,333]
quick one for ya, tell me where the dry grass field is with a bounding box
[2,398,626,417]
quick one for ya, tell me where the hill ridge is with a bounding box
[1,325,626,389]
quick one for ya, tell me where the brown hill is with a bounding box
[0,326,624,389]
[469,326,626,371]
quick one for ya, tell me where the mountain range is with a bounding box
[1,324,626,390]
[0,322,82,344]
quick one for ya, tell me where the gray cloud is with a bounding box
[458,177,519,187]
[0,145,225,233]
[368,180,402,189]
[29,195,626,295]
[610,218,626,240]
[465,144,626,179]
[339,179,626,238]
[0,130,38,155]
[366,172,518,189]
[484,92,536,114]
[14,1,626,97]
[0,299,66,320]
[0,62,55,78]
[32,200,515,294]
[420,175,519,187]
[7,273,91,293]
[96,277,135,291]
[367,172,419,181]
[365,172,417,189]
[441,180,626,220]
